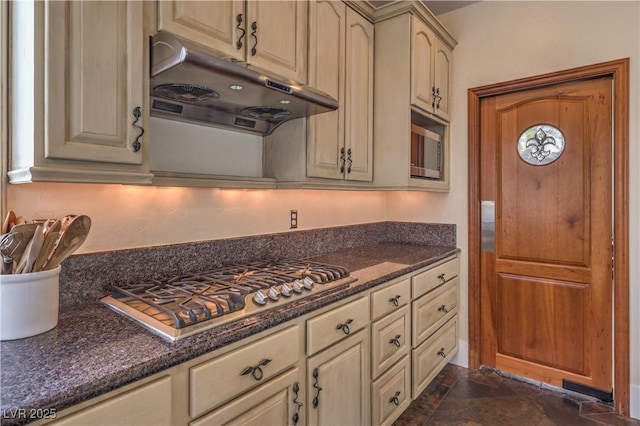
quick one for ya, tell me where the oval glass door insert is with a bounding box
[517,124,565,165]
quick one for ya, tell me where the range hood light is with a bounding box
[279,99,292,104]
[229,84,244,91]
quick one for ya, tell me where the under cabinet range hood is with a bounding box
[150,32,338,135]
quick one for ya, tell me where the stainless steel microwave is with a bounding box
[411,124,443,179]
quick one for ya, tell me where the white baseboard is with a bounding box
[631,384,639,420]
[451,339,469,368]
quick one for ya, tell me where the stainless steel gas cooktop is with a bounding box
[101,260,355,341]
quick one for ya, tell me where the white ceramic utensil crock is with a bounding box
[0,266,60,340]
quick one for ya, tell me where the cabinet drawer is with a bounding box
[307,296,369,355]
[411,257,459,299]
[412,277,458,347]
[51,376,172,426]
[412,316,458,399]
[371,356,411,426]
[190,325,300,418]
[371,305,410,379]
[371,277,411,320]
[190,368,301,426]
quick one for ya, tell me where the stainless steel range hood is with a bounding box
[150,32,338,135]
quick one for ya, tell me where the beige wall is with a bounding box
[6,183,388,253]
[393,0,639,416]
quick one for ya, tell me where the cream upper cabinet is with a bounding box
[343,8,374,182]
[432,37,452,121]
[411,16,452,122]
[264,2,373,188]
[306,1,346,181]
[158,0,307,84]
[372,7,456,192]
[8,0,152,185]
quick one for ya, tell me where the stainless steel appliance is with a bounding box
[101,260,355,341]
[149,31,339,135]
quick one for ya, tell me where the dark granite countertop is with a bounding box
[0,242,458,425]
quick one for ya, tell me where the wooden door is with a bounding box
[479,77,613,392]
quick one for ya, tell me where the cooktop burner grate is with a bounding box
[102,259,354,340]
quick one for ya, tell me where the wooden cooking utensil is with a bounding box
[7,223,38,263]
[44,215,91,270]
[15,224,44,274]
[32,230,60,273]
[2,211,16,234]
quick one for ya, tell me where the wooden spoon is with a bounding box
[44,215,91,270]
[7,223,38,262]
[2,211,16,234]
[15,224,44,273]
[32,230,60,273]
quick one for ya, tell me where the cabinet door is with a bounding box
[307,329,370,426]
[45,1,143,165]
[433,37,452,121]
[344,8,374,182]
[246,1,307,83]
[190,369,303,426]
[158,0,245,61]
[306,0,345,180]
[410,17,436,115]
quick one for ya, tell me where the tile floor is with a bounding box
[393,364,639,426]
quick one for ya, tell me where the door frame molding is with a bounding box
[468,58,630,415]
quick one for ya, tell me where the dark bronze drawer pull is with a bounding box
[389,391,401,406]
[437,348,447,358]
[438,304,449,314]
[240,358,271,381]
[389,334,402,348]
[336,319,353,335]
[312,368,323,408]
[292,382,303,424]
[437,273,446,283]
[389,295,401,307]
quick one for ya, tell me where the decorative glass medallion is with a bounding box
[517,124,565,165]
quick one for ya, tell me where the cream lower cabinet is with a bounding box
[370,277,412,426]
[157,0,307,84]
[307,329,370,426]
[41,255,461,426]
[49,376,173,426]
[410,257,460,398]
[190,368,304,426]
[9,0,153,185]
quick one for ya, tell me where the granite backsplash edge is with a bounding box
[59,221,455,309]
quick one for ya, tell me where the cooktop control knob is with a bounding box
[303,277,315,290]
[267,286,280,301]
[280,283,292,297]
[253,290,268,305]
[292,280,304,293]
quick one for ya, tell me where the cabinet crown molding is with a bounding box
[352,0,457,48]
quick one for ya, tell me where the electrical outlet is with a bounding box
[289,210,298,229]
